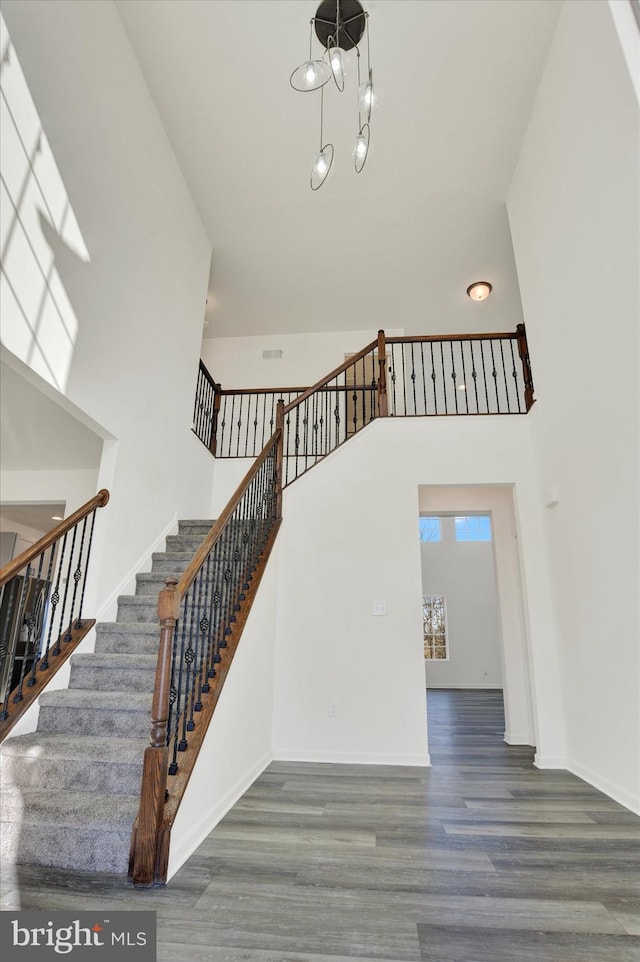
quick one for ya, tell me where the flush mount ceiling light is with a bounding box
[290,0,377,189]
[466,281,493,301]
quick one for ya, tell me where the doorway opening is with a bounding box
[418,484,536,765]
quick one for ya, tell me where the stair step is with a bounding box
[95,622,160,655]
[37,689,151,738]
[1,734,147,795]
[177,519,215,536]
[1,788,140,873]
[69,652,157,692]
[116,596,161,624]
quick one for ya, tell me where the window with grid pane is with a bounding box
[423,595,448,660]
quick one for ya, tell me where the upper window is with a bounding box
[419,517,442,542]
[455,515,492,541]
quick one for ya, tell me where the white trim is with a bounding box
[567,757,640,815]
[96,513,178,623]
[166,749,274,881]
[274,749,431,767]
[534,753,568,770]
[503,731,535,745]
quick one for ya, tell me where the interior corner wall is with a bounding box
[1,0,215,613]
[272,416,563,767]
[507,0,640,811]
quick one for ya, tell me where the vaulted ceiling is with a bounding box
[119,0,560,339]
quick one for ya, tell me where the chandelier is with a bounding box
[290,0,378,190]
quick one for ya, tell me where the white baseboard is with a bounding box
[273,749,430,767]
[504,731,535,746]
[534,753,568,770]
[534,753,639,814]
[96,513,178,623]
[166,749,274,881]
[566,757,640,815]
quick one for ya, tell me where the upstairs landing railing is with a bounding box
[0,489,110,741]
[129,431,282,887]
[194,325,535,483]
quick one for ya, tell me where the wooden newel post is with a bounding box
[275,400,285,517]
[516,324,535,412]
[129,577,180,886]
[210,383,222,457]
[377,329,388,418]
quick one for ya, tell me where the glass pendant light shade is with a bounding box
[290,59,332,92]
[327,44,346,91]
[310,143,334,190]
[358,69,380,122]
[354,123,370,173]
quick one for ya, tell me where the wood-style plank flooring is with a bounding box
[2,689,639,961]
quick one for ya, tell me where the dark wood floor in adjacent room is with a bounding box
[2,689,639,961]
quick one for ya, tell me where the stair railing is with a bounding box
[0,489,110,741]
[129,429,282,887]
[199,326,535,469]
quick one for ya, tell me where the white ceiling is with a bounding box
[117,0,561,340]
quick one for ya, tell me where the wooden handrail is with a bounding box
[220,386,310,396]
[0,489,110,587]
[177,429,282,597]
[386,330,521,344]
[283,338,378,414]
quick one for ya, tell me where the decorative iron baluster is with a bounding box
[390,344,398,416]
[480,341,490,412]
[430,342,437,414]
[460,341,470,414]
[420,342,427,416]
[450,341,458,415]
[470,341,480,413]
[410,342,417,416]
[440,342,447,414]
[499,340,510,414]
[509,338,522,414]
[64,515,88,641]
[489,340,499,411]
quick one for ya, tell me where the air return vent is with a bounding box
[262,349,283,359]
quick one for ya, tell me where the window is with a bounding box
[455,515,492,542]
[419,517,442,542]
[423,595,448,659]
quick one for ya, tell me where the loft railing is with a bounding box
[278,333,386,486]
[195,326,535,466]
[386,326,534,416]
[129,431,282,887]
[0,489,110,741]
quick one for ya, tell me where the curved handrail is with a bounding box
[0,489,110,587]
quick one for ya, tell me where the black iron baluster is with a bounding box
[235,394,244,457]
[26,550,47,688]
[480,341,490,412]
[303,397,310,474]
[400,342,407,417]
[420,342,427,416]
[169,605,188,767]
[389,344,397,416]
[410,342,417,416]
[460,342,469,414]
[440,341,448,414]
[470,341,480,413]
[50,533,69,657]
[499,339,511,414]
[509,338,522,413]
[64,515,88,640]
[56,523,78,651]
[489,340,500,412]
[183,582,198,734]
[9,564,33,705]
[450,341,458,415]
[430,342,437,414]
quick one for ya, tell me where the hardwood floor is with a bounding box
[2,689,639,961]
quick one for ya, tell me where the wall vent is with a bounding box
[262,349,283,359]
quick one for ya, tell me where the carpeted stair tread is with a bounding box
[69,652,157,691]
[1,734,147,794]
[0,517,223,875]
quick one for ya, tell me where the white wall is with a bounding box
[1,0,216,618]
[420,516,503,690]
[272,415,562,767]
[201,328,403,389]
[419,485,535,745]
[167,537,280,880]
[508,0,640,812]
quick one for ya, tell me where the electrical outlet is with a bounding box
[372,601,387,616]
[328,701,338,717]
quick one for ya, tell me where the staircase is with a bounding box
[0,520,214,874]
